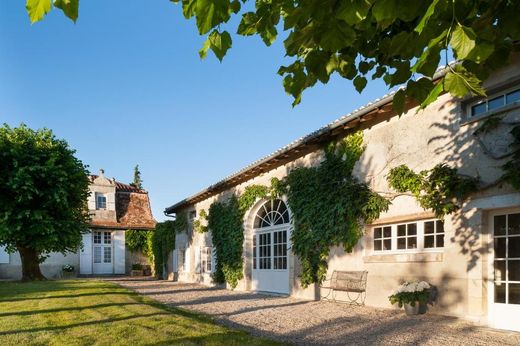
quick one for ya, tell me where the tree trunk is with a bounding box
[17,246,46,281]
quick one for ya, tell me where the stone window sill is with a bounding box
[363,251,443,263]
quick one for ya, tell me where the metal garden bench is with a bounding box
[320,270,368,305]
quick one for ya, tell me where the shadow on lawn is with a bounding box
[0,302,145,318]
[0,312,171,336]
[0,291,130,303]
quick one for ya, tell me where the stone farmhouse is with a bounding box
[165,56,520,332]
[0,170,156,279]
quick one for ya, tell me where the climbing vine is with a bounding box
[126,229,154,270]
[202,131,389,288]
[502,125,520,190]
[205,184,274,288]
[283,132,390,287]
[387,164,479,218]
[151,213,187,279]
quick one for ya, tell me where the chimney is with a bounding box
[99,169,105,177]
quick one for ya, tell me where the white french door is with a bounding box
[489,211,520,332]
[252,226,289,294]
[93,231,113,274]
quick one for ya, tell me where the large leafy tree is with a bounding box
[26,1,520,110]
[0,124,90,281]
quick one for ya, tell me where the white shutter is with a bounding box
[172,249,178,272]
[194,246,201,273]
[211,247,217,273]
[0,245,9,264]
[113,231,125,274]
[87,192,96,210]
[107,192,116,211]
[184,247,191,272]
[80,232,93,274]
[178,249,184,272]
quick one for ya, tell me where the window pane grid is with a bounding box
[396,223,417,250]
[258,233,271,269]
[273,230,287,270]
[493,213,520,305]
[470,87,520,117]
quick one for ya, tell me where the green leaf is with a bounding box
[336,0,372,25]
[466,43,494,64]
[444,65,485,98]
[207,30,232,62]
[450,24,476,60]
[415,0,439,34]
[195,0,230,35]
[372,0,399,29]
[320,20,356,51]
[53,0,79,23]
[392,88,406,115]
[26,0,52,24]
[237,12,258,36]
[419,81,443,109]
[199,36,211,59]
[181,0,197,19]
[353,75,367,93]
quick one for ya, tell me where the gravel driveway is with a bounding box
[110,278,520,346]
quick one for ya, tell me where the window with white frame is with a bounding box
[468,86,520,118]
[96,193,107,210]
[188,210,197,222]
[202,247,212,273]
[373,219,445,253]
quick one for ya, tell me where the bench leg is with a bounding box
[320,287,334,301]
[345,291,366,306]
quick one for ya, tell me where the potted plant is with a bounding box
[389,281,431,315]
[131,263,144,276]
[62,264,75,279]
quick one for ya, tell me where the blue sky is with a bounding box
[0,1,391,221]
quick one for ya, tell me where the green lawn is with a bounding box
[0,280,277,346]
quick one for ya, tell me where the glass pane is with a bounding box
[488,95,505,110]
[509,260,520,281]
[436,234,444,248]
[397,238,406,249]
[407,223,417,236]
[283,231,287,243]
[509,237,520,258]
[374,240,382,251]
[283,257,287,269]
[94,247,101,263]
[506,89,520,104]
[495,238,506,258]
[495,215,507,236]
[495,282,506,303]
[397,224,406,237]
[495,260,506,281]
[509,284,520,305]
[104,247,111,263]
[383,226,391,237]
[471,102,487,116]
[383,239,391,251]
[104,232,111,244]
[408,237,417,249]
[424,221,434,234]
[373,227,381,239]
[436,220,444,233]
[424,235,435,248]
[94,232,101,244]
[509,213,520,235]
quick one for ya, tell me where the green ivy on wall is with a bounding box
[503,125,520,189]
[282,132,390,287]
[387,164,479,218]
[125,229,154,269]
[201,131,389,288]
[151,213,187,279]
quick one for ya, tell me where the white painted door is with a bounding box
[489,211,520,332]
[252,226,289,294]
[93,231,113,274]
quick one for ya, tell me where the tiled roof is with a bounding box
[165,65,452,214]
[89,175,147,193]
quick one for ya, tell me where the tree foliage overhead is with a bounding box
[0,124,90,280]
[26,0,520,109]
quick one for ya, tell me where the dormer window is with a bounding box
[188,210,197,222]
[96,193,107,210]
[469,86,520,118]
